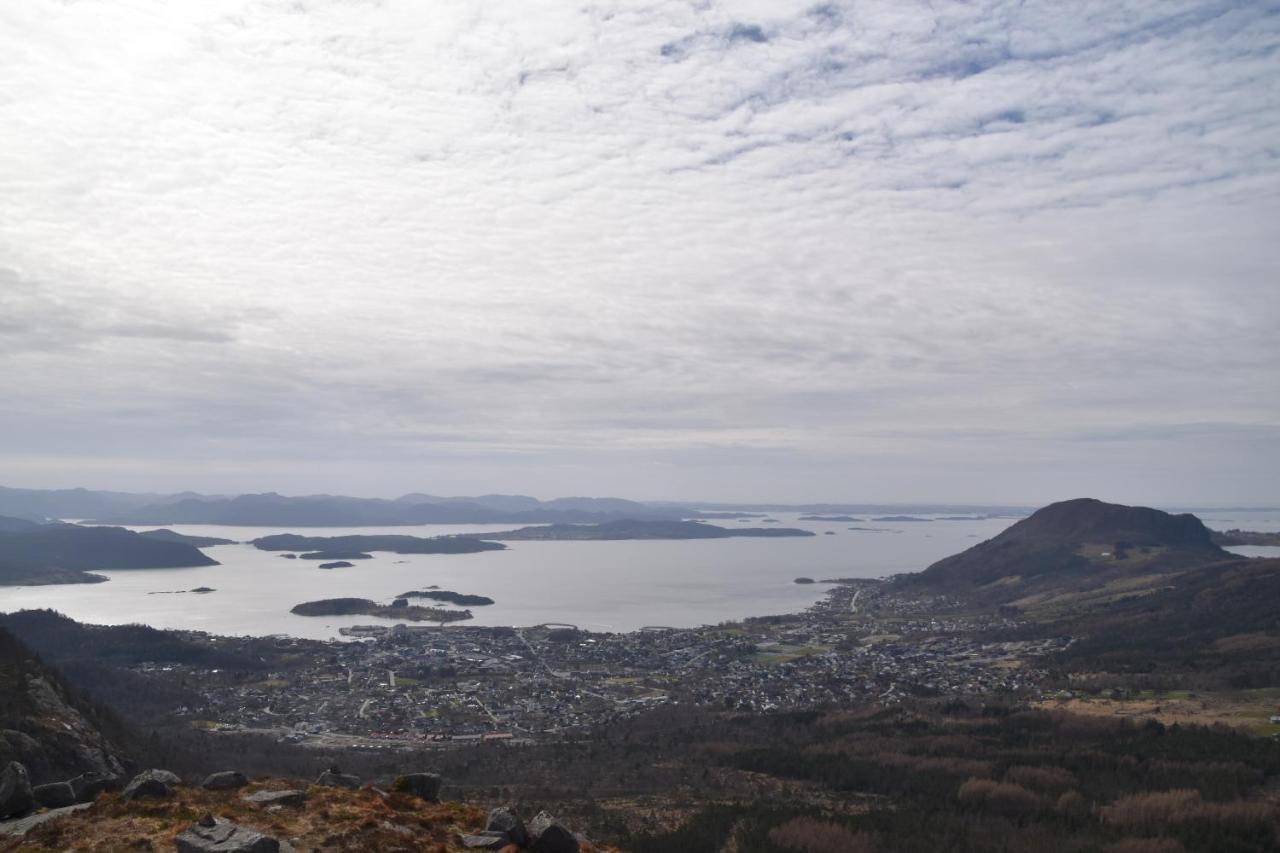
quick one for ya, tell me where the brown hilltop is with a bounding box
[905,497,1229,604]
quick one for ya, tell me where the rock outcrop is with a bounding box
[0,629,129,786]
[68,770,119,803]
[122,768,178,801]
[528,811,580,853]
[32,781,76,809]
[202,770,249,791]
[243,788,306,807]
[315,769,360,790]
[485,806,528,846]
[176,814,281,853]
[392,772,441,802]
[0,761,34,819]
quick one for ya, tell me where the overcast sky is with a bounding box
[1,0,1277,506]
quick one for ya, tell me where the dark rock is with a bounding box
[176,816,280,853]
[485,806,527,846]
[315,770,360,789]
[202,771,249,791]
[391,772,441,802]
[460,833,509,850]
[0,802,91,838]
[317,561,354,570]
[528,811,579,853]
[32,781,76,809]
[68,770,119,803]
[123,769,176,801]
[0,762,34,819]
[243,789,305,807]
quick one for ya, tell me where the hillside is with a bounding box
[1051,556,1280,687]
[0,525,218,586]
[904,498,1228,606]
[0,628,129,785]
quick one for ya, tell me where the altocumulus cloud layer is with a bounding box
[0,0,1277,504]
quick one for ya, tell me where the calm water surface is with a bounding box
[0,510,1274,639]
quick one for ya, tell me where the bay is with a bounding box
[0,510,1274,640]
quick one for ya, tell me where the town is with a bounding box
[137,581,1072,750]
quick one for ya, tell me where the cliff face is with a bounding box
[0,629,128,784]
[907,498,1228,601]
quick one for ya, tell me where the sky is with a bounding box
[0,0,1277,506]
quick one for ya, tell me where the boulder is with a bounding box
[485,806,528,846]
[460,833,509,850]
[315,770,360,790]
[176,814,280,853]
[202,771,249,791]
[528,811,579,853]
[243,789,306,807]
[391,772,441,802]
[0,762,34,819]
[122,769,176,801]
[32,781,76,809]
[68,770,119,803]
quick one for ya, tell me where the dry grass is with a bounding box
[2,780,617,853]
[1036,688,1280,735]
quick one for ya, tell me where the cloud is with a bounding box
[0,0,1276,503]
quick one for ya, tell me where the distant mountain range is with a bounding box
[0,486,693,527]
[0,484,1046,527]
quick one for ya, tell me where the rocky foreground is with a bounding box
[0,761,605,852]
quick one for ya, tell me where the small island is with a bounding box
[472,519,815,541]
[290,598,473,623]
[253,534,505,555]
[398,589,495,606]
[798,515,863,522]
[299,551,373,560]
[794,577,816,584]
[318,561,354,569]
[872,515,932,522]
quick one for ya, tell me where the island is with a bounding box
[1211,529,1280,546]
[318,561,355,569]
[398,590,495,606]
[0,523,219,586]
[871,515,933,522]
[793,577,816,584]
[253,534,505,555]
[138,529,236,547]
[469,519,815,541]
[289,598,473,623]
[798,515,863,522]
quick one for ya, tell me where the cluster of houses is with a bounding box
[145,581,1073,747]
